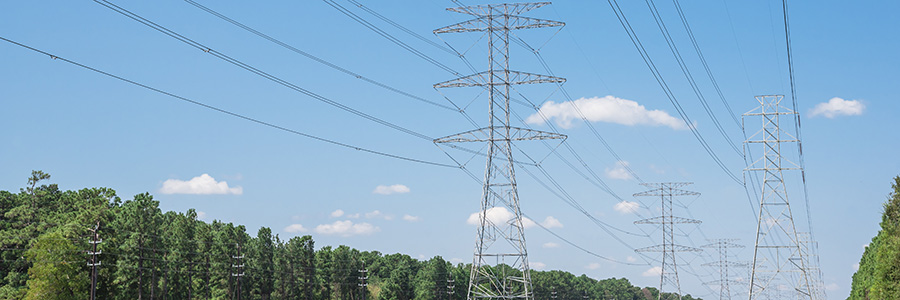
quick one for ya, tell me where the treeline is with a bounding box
[0,171,700,300]
[849,176,900,299]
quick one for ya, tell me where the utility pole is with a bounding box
[433,3,565,300]
[232,243,244,300]
[447,278,455,300]
[358,260,368,300]
[701,239,747,300]
[87,221,102,300]
[634,182,702,300]
[743,95,812,299]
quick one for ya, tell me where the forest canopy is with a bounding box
[0,171,701,300]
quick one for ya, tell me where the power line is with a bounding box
[0,36,458,169]
[642,0,742,156]
[603,0,742,184]
[94,0,434,142]
[183,0,459,112]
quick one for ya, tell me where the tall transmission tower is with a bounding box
[634,182,702,300]
[433,3,565,300]
[742,95,812,299]
[701,239,747,300]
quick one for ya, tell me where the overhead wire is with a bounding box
[0,36,458,169]
[93,0,440,143]
[603,0,742,184]
[183,0,459,112]
[643,0,742,156]
[669,0,743,129]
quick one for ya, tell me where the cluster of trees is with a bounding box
[849,176,900,299]
[0,171,701,299]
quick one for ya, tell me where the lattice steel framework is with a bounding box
[797,232,826,300]
[634,183,702,300]
[742,95,812,299]
[701,239,747,300]
[433,3,565,300]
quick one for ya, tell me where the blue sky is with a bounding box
[2,0,898,298]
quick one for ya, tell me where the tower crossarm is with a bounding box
[434,70,565,89]
[701,261,748,268]
[434,127,566,144]
[635,244,702,253]
[446,2,551,16]
[435,15,563,34]
[634,216,701,225]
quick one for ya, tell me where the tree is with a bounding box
[849,176,900,299]
[23,229,87,300]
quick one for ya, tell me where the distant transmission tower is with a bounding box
[797,232,826,300]
[433,3,565,300]
[742,95,812,299]
[634,182,702,300]
[701,239,747,300]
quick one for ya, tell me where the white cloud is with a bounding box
[605,161,633,180]
[853,263,860,271]
[159,174,243,195]
[196,211,207,220]
[540,216,563,228]
[526,96,687,130]
[826,283,839,291]
[402,214,421,222]
[314,220,380,237]
[466,207,536,228]
[809,97,865,118]
[283,224,308,233]
[330,209,345,218]
[586,263,602,270]
[531,262,547,270]
[642,266,662,277]
[613,201,640,214]
[365,210,383,219]
[626,256,637,263]
[373,184,411,195]
[543,242,560,248]
[347,213,361,219]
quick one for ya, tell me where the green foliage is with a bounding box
[0,171,704,299]
[23,229,87,300]
[849,176,900,299]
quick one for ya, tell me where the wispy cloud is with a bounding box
[526,96,687,130]
[810,97,865,118]
[467,207,536,228]
[642,266,662,277]
[605,161,633,180]
[330,209,345,218]
[160,174,242,195]
[540,216,563,228]
[373,184,410,195]
[531,262,547,270]
[543,242,560,248]
[586,263,602,270]
[613,201,640,214]
[314,220,379,237]
[402,214,421,222]
[283,224,308,233]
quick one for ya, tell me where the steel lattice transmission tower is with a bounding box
[634,182,702,300]
[742,95,812,300]
[701,239,747,300]
[797,232,826,300]
[432,3,565,300]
